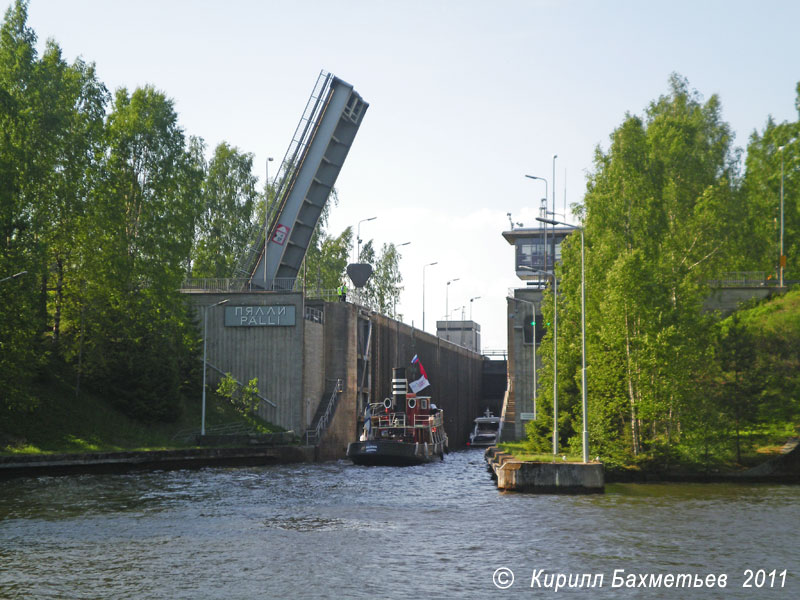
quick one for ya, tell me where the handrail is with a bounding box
[233,71,334,281]
[181,277,304,293]
[205,362,277,408]
[304,305,324,323]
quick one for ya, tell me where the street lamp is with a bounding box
[445,278,460,332]
[356,216,377,263]
[422,262,438,332]
[0,270,27,284]
[264,157,274,289]
[537,216,589,463]
[469,296,481,321]
[202,298,229,436]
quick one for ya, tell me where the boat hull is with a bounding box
[347,440,444,466]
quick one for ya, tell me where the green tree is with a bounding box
[741,86,800,281]
[0,1,107,408]
[357,239,403,316]
[78,86,203,421]
[534,75,746,465]
[192,142,259,278]
[0,0,46,407]
[715,314,759,463]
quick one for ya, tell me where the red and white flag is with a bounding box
[409,355,430,393]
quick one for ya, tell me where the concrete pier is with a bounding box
[485,448,605,494]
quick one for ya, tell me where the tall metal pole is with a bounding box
[530,298,538,420]
[580,228,588,463]
[422,261,437,332]
[552,270,558,457]
[469,296,481,321]
[552,154,558,276]
[780,145,785,288]
[537,217,588,462]
[446,278,459,338]
[202,306,209,436]
[201,298,228,436]
[264,157,273,289]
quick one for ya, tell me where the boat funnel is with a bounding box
[392,367,407,410]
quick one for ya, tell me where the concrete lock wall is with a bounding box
[189,292,306,434]
[190,294,487,459]
[315,305,486,458]
[369,313,485,450]
[316,302,359,461]
[302,319,325,429]
[505,290,545,441]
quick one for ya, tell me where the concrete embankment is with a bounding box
[485,442,800,487]
[485,447,605,494]
[0,445,315,480]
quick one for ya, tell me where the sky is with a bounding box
[21,0,800,351]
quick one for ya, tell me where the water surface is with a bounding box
[1,451,797,598]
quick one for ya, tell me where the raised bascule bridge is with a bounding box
[182,72,491,458]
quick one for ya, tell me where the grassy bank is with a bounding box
[0,361,280,455]
[499,425,796,475]
[496,442,584,463]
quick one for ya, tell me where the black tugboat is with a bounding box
[347,367,448,466]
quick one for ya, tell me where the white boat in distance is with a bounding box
[467,409,501,448]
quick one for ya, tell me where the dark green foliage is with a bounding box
[530,74,800,471]
[192,142,260,277]
[0,3,200,423]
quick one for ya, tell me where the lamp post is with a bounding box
[202,298,229,436]
[445,278,459,330]
[0,270,27,284]
[422,262,437,332]
[469,296,481,321]
[264,157,274,289]
[356,216,377,263]
[537,216,588,463]
[779,145,785,287]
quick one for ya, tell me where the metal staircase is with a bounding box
[236,71,369,289]
[305,378,343,445]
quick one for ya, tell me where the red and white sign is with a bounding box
[272,224,290,246]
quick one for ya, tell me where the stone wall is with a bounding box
[189,294,488,459]
[369,313,485,449]
[316,302,359,460]
[302,319,325,429]
[188,292,305,434]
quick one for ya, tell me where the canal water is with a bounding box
[0,450,797,599]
